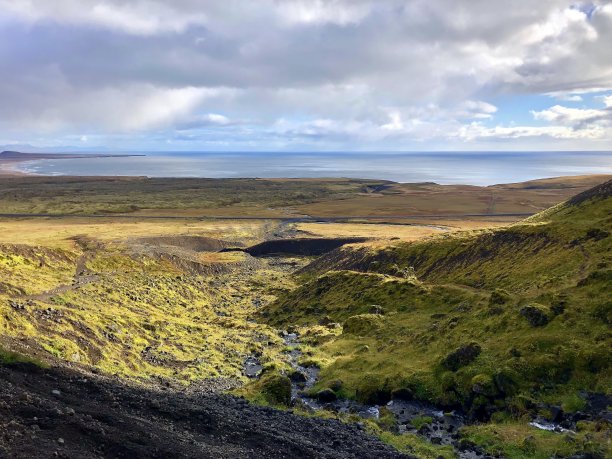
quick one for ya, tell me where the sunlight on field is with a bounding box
[296,222,449,241]
[0,218,270,249]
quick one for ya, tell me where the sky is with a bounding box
[1,0,612,152]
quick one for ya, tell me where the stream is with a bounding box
[280,332,489,459]
[244,332,575,459]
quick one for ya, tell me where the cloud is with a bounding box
[532,105,612,126]
[0,0,611,149]
[546,92,584,102]
[458,123,606,141]
[0,78,235,132]
[175,113,233,130]
[276,0,372,26]
[0,0,208,35]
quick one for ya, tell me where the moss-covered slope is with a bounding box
[0,242,288,383]
[262,180,612,416]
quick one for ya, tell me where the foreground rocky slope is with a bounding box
[0,361,408,458]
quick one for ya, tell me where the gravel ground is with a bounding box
[0,362,411,459]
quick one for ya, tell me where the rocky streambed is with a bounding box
[280,332,490,459]
[242,332,594,459]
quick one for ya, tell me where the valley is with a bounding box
[0,175,610,458]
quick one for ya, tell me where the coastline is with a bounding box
[0,159,31,177]
[0,152,145,177]
[2,150,611,185]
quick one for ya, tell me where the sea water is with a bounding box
[13,151,612,186]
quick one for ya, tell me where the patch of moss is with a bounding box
[237,373,292,407]
[373,428,455,459]
[342,314,383,336]
[410,414,433,430]
[460,421,609,459]
[0,346,45,367]
[0,244,288,383]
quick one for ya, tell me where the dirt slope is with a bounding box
[0,362,410,459]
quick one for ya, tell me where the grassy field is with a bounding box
[0,218,272,249]
[295,222,449,241]
[0,176,380,216]
[293,175,611,217]
[265,185,612,406]
[1,175,608,218]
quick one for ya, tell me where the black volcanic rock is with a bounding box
[0,362,411,458]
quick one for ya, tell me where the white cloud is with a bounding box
[381,112,404,131]
[546,92,584,102]
[0,81,236,132]
[119,86,210,130]
[531,105,610,125]
[175,113,233,130]
[276,0,372,26]
[458,122,606,141]
[0,0,208,35]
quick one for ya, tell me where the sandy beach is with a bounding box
[0,159,30,176]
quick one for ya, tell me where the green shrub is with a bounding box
[342,314,383,336]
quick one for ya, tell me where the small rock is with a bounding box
[57,438,65,445]
[519,304,550,327]
[317,388,337,403]
[289,370,307,383]
[51,390,61,396]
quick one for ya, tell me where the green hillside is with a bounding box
[262,180,611,457]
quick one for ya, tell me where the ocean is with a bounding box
[12,151,612,186]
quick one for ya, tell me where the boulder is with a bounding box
[260,374,292,406]
[317,388,337,403]
[545,406,564,423]
[342,314,383,336]
[289,370,307,383]
[520,304,550,327]
[489,288,511,305]
[441,343,482,371]
[328,380,343,392]
[391,388,414,401]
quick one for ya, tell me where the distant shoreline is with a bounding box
[2,150,610,185]
[0,151,145,176]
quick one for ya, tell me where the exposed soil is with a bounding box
[0,362,411,459]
